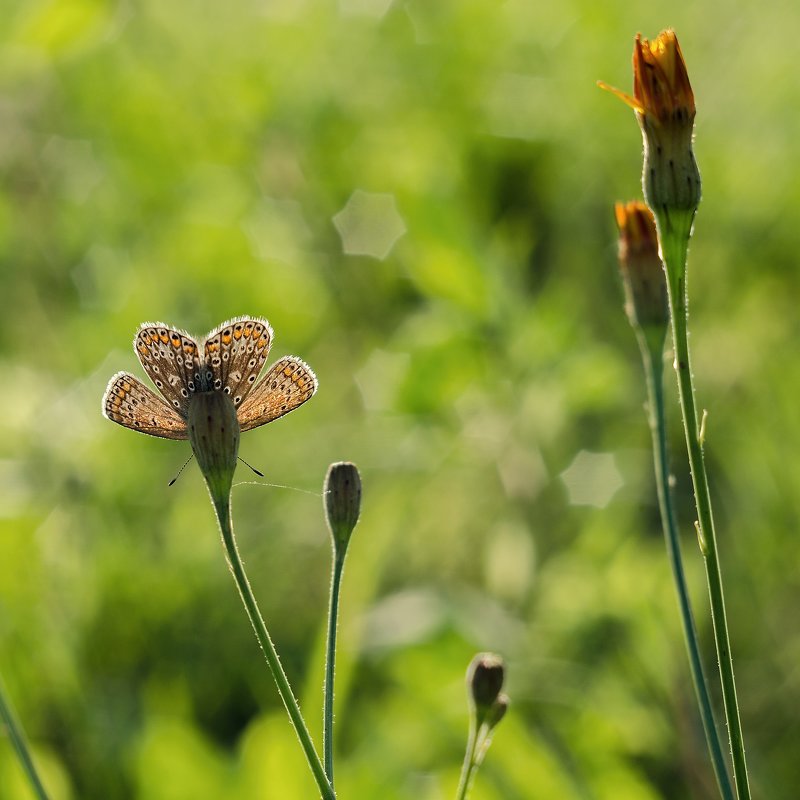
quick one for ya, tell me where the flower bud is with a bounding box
[188,391,240,501]
[615,201,669,341]
[323,462,362,552]
[600,30,701,227]
[632,31,701,220]
[466,653,505,723]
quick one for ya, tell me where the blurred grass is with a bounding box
[1,0,799,797]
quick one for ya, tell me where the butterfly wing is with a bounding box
[135,323,201,418]
[203,317,273,408]
[103,372,189,439]
[236,356,317,432]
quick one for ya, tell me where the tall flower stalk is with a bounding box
[456,653,508,800]
[322,462,362,787]
[615,201,733,800]
[603,31,751,799]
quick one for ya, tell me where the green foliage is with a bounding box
[0,1,797,798]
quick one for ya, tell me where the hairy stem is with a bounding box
[323,552,346,785]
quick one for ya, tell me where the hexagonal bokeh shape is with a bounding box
[560,450,624,508]
[333,190,406,259]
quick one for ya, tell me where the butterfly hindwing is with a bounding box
[102,372,189,439]
[203,317,273,408]
[134,323,201,417]
[237,356,317,432]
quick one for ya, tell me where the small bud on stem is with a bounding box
[323,462,362,553]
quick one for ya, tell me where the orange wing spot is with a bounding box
[222,332,232,345]
[234,328,243,340]
[138,343,148,354]
[170,334,181,347]
[159,332,169,343]
[283,366,294,377]
[207,341,219,353]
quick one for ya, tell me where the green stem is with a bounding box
[0,675,50,800]
[639,334,734,800]
[455,720,479,800]
[212,496,335,800]
[323,551,346,785]
[660,228,751,800]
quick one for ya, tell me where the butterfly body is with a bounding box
[103,317,317,440]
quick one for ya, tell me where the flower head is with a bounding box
[632,30,695,124]
[614,201,669,341]
[600,31,701,222]
[602,30,694,123]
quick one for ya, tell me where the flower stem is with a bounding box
[0,674,50,800]
[455,719,479,800]
[323,551,346,785]
[660,226,751,800]
[212,496,335,800]
[638,333,734,800]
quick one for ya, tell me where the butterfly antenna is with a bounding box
[238,456,265,478]
[168,454,195,486]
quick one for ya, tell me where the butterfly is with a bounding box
[102,317,317,439]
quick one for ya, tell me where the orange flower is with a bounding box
[601,30,694,124]
[615,201,669,333]
[633,30,695,124]
[601,31,701,220]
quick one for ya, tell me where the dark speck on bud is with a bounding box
[188,391,240,501]
[324,462,362,553]
[467,652,506,724]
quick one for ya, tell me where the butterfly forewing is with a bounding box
[203,317,273,408]
[135,324,201,417]
[237,356,317,432]
[103,372,189,439]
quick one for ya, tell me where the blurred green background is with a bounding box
[1,0,798,798]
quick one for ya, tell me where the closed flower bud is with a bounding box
[467,653,505,723]
[615,201,669,341]
[324,462,362,552]
[188,391,240,501]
